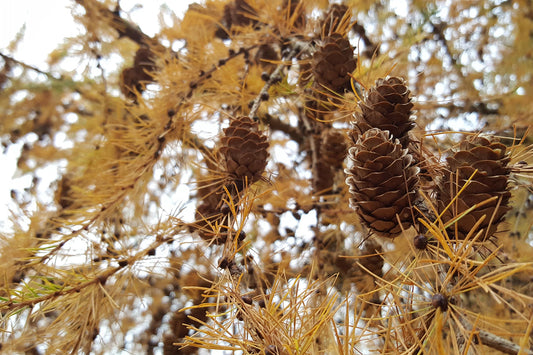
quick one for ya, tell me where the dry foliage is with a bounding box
[1,0,532,354]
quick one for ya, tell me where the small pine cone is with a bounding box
[345,128,419,238]
[322,4,350,36]
[321,129,348,169]
[194,199,227,245]
[312,33,356,94]
[352,77,415,147]
[312,159,335,195]
[220,116,269,189]
[437,136,511,240]
[120,67,143,98]
[133,45,156,74]
[359,238,384,278]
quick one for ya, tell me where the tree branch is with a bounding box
[74,0,154,46]
[262,113,304,145]
[0,52,62,80]
[459,316,533,355]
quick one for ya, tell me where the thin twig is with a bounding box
[459,313,533,354]
[0,52,61,80]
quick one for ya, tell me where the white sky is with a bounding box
[0,1,193,231]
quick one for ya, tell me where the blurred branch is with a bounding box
[263,113,304,145]
[419,100,501,116]
[459,316,533,355]
[430,21,458,67]
[0,52,62,80]
[74,0,154,46]
[351,23,379,58]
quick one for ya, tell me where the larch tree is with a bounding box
[1,0,533,354]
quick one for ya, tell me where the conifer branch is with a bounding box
[459,316,533,355]
[74,0,154,46]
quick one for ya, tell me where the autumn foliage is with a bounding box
[1,0,533,354]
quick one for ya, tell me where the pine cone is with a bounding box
[312,33,356,94]
[359,237,384,278]
[120,67,143,99]
[437,136,511,240]
[220,116,269,189]
[193,194,228,245]
[312,159,335,195]
[345,128,419,238]
[352,77,415,147]
[133,45,156,74]
[322,4,350,36]
[321,128,348,169]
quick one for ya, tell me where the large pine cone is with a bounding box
[437,136,511,240]
[220,116,269,189]
[345,128,419,238]
[312,33,356,94]
[352,77,414,147]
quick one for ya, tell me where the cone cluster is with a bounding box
[345,128,419,238]
[312,33,356,94]
[220,116,270,189]
[437,136,511,240]
[352,77,414,147]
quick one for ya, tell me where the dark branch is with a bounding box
[74,0,154,46]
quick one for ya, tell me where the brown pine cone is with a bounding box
[312,33,356,94]
[352,76,415,147]
[345,128,419,238]
[193,195,228,245]
[437,136,511,240]
[312,159,335,195]
[220,116,269,189]
[359,237,384,278]
[321,128,348,169]
[133,45,156,75]
[322,4,350,36]
[120,67,143,99]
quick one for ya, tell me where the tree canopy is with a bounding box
[1,0,532,354]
